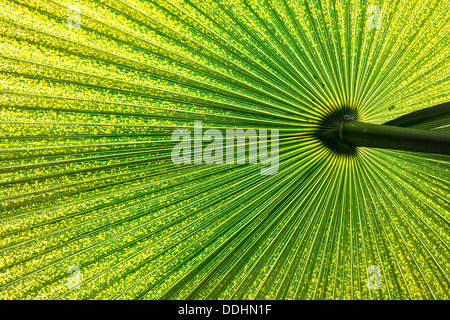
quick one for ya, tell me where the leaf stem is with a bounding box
[340,121,450,155]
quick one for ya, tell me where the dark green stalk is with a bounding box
[340,121,450,155]
[383,102,450,129]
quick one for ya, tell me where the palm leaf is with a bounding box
[0,0,449,300]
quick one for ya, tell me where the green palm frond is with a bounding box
[0,0,449,300]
